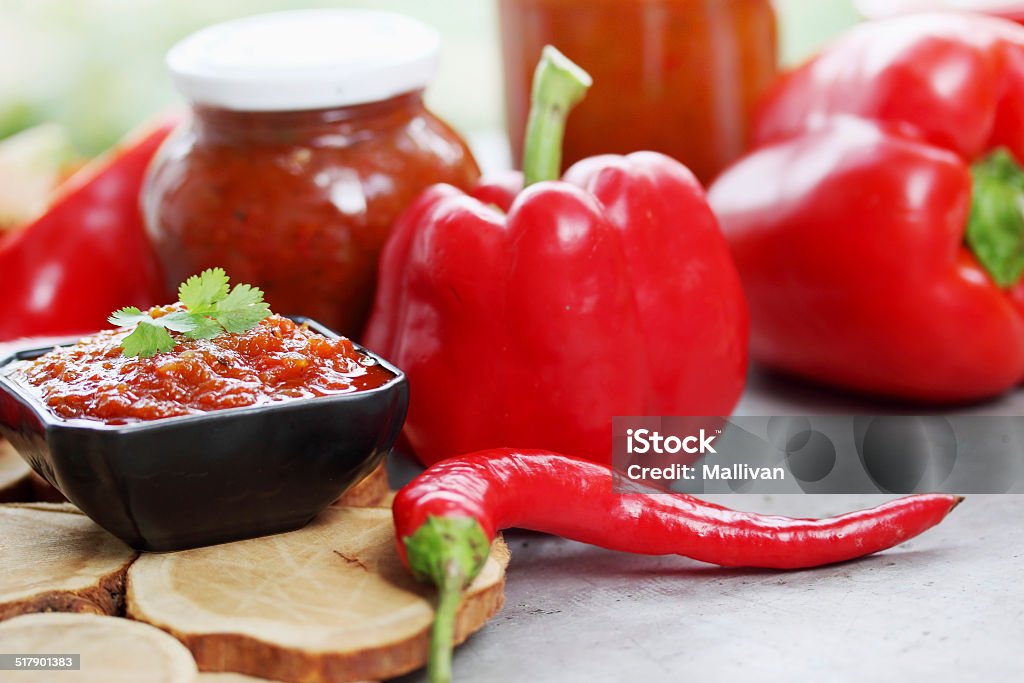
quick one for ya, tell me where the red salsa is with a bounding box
[13,314,393,424]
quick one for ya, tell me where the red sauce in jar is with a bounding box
[499,0,778,183]
[14,314,393,424]
[145,98,478,337]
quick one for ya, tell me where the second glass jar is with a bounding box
[499,0,778,184]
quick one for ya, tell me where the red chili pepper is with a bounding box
[0,117,177,342]
[709,14,1024,402]
[365,47,747,466]
[394,449,962,683]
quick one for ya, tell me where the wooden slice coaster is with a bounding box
[334,461,389,508]
[128,507,508,683]
[196,673,375,683]
[0,504,137,620]
[3,501,82,514]
[0,437,31,502]
[196,675,291,682]
[0,612,197,682]
[29,469,67,502]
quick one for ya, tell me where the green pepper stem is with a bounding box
[968,148,1024,288]
[428,561,464,683]
[522,45,593,187]
[402,516,491,683]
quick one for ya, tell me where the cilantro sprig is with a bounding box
[108,268,271,358]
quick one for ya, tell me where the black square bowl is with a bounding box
[0,319,408,552]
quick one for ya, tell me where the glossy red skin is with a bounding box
[393,449,963,569]
[365,153,748,465]
[0,119,175,341]
[709,14,1024,402]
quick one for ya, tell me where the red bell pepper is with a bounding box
[365,48,748,466]
[0,117,176,342]
[709,14,1024,402]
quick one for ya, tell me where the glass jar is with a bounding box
[499,0,778,184]
[144,11,480,337]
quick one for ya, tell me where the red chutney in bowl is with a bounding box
[14,314,393,424]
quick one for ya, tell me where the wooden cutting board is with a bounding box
[197,674,299,682]
[128,506,508,683]
[0,437,32,502]
[0,503,137,620]
[0,612,198,683]
[0,494,508,682]
[334,462,389,508]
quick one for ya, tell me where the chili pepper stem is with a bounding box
[428,561,464,683]
[522,46,593,187]
[402,515,491,683]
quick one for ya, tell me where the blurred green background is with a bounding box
[0,0,861,156]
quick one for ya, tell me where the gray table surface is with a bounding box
[391,369,1024,683]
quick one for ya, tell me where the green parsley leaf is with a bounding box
[108,306,150,328]
[109,268,273,357]
[157,311,201,333]
[185,315,225,340]
[120,323,176,358]
[212,283,271,334]
[109,308,198,334]
[178,268,231,314]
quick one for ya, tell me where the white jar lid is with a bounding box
[166,9,441,112]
